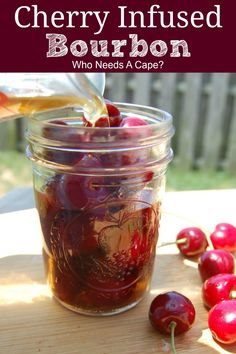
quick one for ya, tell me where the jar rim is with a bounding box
[26,102,174,173]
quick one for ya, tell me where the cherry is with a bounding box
[176,227,208,257]
[42,119,68,139]
[42,119,85,165]
[58,154,108,210]
[99,149,147,168]
[105,100,122,127]
[210,223,236,252]
[198,250,235,282]
[208,300,236,344]
[93,100,122,128]
[149,291,195,354]
[120,116,148,128]
[94,116,110,127]
[149,291,196,334]
[202,273,236,308]
[119,116,151,143]
[119,116,148,137]
[46,150,83,166]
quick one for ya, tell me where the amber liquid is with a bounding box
[0,95,107,123]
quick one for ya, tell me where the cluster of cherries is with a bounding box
[149,222,236,352]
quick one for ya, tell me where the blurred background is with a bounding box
[0,72,236,200]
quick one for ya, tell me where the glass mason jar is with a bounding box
[26,103,174,316]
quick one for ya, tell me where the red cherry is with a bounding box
[208,300,236,344]
[119,116,151,141]
[106,115,150,167]
[216,223,236,232]
[105,100,122,127]
[45,149,83,166]
[210,223,236,252]
[149,291,195,353]
[176,227,208,257]
[42,119,84,165]
[94,116,110,127]
[149,291,196,335]
[43,119,67,136]
[202,273,236,308]
[58,154,108,210]
[105,100,120,117]
[120,116,148,128]
[198,250,235,282]
[93,101,122,128]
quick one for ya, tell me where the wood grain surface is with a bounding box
[1,190,236,354]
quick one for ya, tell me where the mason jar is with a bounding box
[26,103,174,316]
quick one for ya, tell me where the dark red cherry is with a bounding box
[94,101,122,128]
[105,100,122,127]
[149,291,196,335]
[210,223,236,252]
[208,300,236,344]
[149,291,195,353]
[58,154,108,210]
[95,116,110,127]
[198,250,235,282]
[176,227,208,257]
[105,99,120,117]
[202,273,236,308]
[41,119,84,165]
[42,119,68,138]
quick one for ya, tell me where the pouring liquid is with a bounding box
[0,94,108,124]
[0,73,108,125]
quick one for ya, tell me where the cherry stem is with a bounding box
[158,238,187,248]
[230,290,236,299]
[170,321,177,354]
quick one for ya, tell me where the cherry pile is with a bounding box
[151,222,236,351]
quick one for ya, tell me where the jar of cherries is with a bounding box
[26,101,174,316]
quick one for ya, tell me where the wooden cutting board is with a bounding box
[1,191,236,354]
